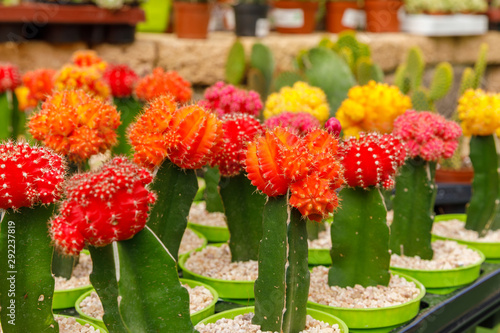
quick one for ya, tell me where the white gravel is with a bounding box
[54,253,92,290]
[189,202,227,227]
[179,228,206,255]
[184,244,258,281]
[55,316,101,333]
[432,219,500,242]
[308,266,420,309]
[390,240,482,270]
[195,312,341,333]
[79,284,214,320]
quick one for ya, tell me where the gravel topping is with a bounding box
[55,252,92,290]
[184,244,258,281]
[79,284,214,320]
[308,223,331,249]
[309,266,420,309]
[391,240,482,270]
[56,316,101,332]
[189,202,227,227]
[432,219,500,242]
[195,312,341,333]
[179,228,205,255]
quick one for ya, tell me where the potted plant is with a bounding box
[272,0,320,33]
[325,0,364,33]
[233,0,269,36]
[173,0,213,39]
[390,110,485,294]
[364,0,403,32]
[0,141,67,333]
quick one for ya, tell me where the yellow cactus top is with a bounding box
[457,89,500,137]
[263,81,330,124]
[336,81,412,138]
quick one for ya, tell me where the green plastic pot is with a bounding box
[308,248,332,266]
[136,0,171,32]
[194,178,206,203]
[178,244,255,299]
[56,315,107,332]
[180,227,208,257]
[390,245,485,295]
[433,214,500,261]
[196,306,349,332]
[307,272,425,332]
[74,278,218,328]
[187,222,229,243]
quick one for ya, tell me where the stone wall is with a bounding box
[2,30,500,94]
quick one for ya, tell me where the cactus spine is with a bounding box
[391,159,436,259]
[466,135,498,235]
[148,160,198,261]
[219,173,266,261]
[329,187,391,287]
[0,206,59,333]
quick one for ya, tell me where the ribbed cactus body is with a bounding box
[89,227,196,333]
[147,160,198,261]
[0,205,59,333]
[253,196,288,331]
[0,92,12,140]
[329,187,391,287]
[282,208,309,333]
[203,166,224,213]
[391,158,436,259]
[220,173,266,262]
[112,97,142,157]
[465,135,498,235]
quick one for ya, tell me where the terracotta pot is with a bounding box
[364,0,402,32]
[325,1,359,33]
[173,2,212,39]
[435,168,474,184]
[272,1,319,34]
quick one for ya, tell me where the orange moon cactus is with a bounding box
[128,94,222,170]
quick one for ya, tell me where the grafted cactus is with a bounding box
[246,127,343,332]
[51,157,196,333]
[134,67,192,103]
[391,111,462,259]
[0,141,66,333]
[128,95,222,260]
[457,89,500,235]
[330,132,406,287]
[394,46,453,111]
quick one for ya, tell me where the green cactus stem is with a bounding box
[465,135,498,235]
[112,97,142,157]
[147,160,198,261]
[282,208,309,333]
[89,227,196,333]
[329,187,390,288]
[203,166,224,213]
[219,173,266,262]
[429,62,453,102]
[306,220,325,241]
[9,93,20,141]
[391,158,437,259]
[273,71,304,92]
[250,43,275,101]
[88,245,129,333]
[0,205,59,333]
[52,251,76,279]
[225,40,246,86]
[0,92,12,140]
[253,196,288,332]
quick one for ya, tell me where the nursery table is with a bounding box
[390,262,500,333]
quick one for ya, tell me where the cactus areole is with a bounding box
[331,132,406,288]
[245,127,343,332]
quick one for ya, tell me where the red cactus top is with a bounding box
[0,63,21,93]
[50,157,156,256]
[339,132,406,189]
[103,64,139,98]
[128,95,222,170]
[245,127,344,222]
[135,68,192,103]
[0,141,66,210]
[210,113,264,177]
[199,81,263,118]
[392,110,462,162]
